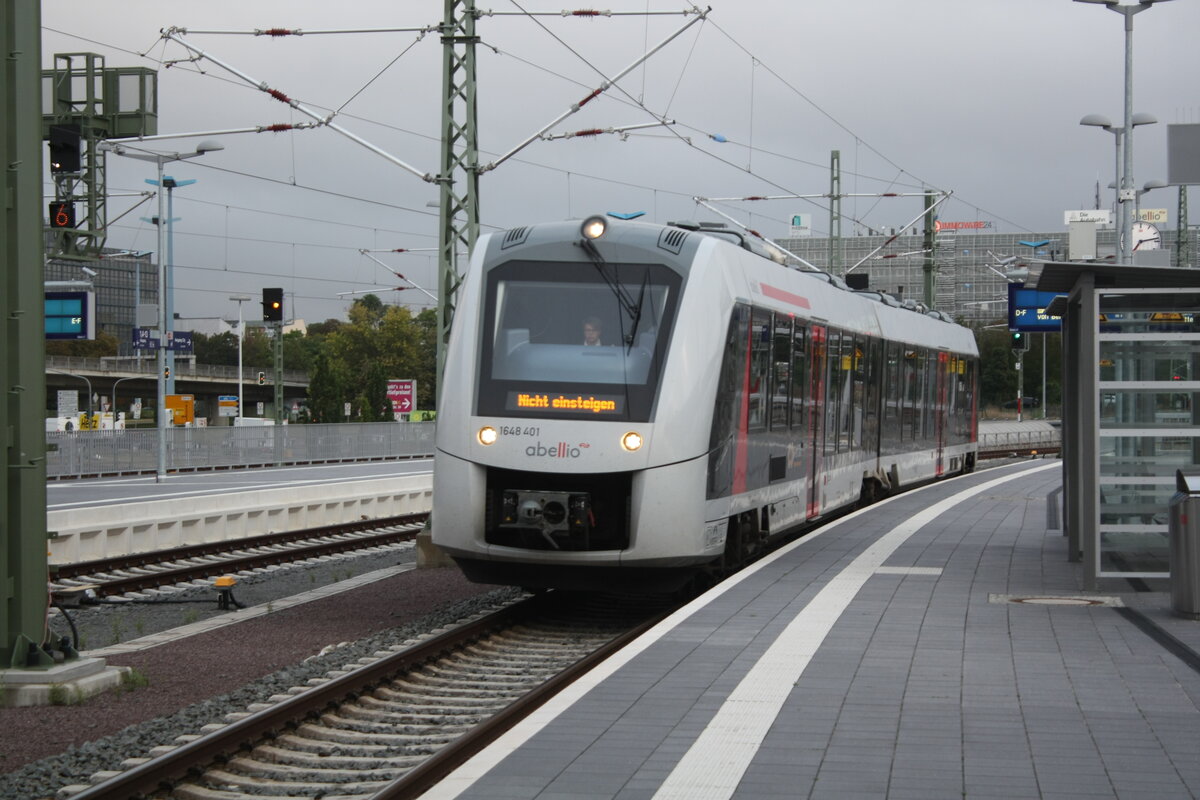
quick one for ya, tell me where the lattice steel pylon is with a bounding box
[436,0,480,398]
[42,53,156,260]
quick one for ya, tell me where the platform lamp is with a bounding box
[1073,0,1173,263]
[100,139,225,481]
[1079,112,1157,254]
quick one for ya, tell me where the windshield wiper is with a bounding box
[579,237,641,339]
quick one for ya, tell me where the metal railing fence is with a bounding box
[978,428,1062,454]
[47,422,435,479]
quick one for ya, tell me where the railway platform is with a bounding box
[432,458,1200,800]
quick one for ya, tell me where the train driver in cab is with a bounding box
[582,316,604,346]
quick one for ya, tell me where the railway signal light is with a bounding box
[257,371,266,386]
[1011,331,1028,352]
[48,125,82,173]
[163,365,171,380]
[262,287,283,322]
[48,201,76,229]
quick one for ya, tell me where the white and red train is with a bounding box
[433,215,978,591]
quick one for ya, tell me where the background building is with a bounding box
[779,226,1197,323]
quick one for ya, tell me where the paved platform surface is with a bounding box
[431,459,1200,800]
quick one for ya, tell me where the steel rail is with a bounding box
[51,513,428,580]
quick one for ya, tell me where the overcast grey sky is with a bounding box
[42,1,1200,324]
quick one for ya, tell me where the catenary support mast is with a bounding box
[436,0,480,399]
[2,0,51,668]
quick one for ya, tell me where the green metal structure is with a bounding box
[1178,186,1190,269]
[42,52,157,259]
[923,191,936,307]
[436,0,481,396]
[2,0,51,669]
[828,150,841,272]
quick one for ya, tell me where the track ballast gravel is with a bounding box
[0,547,518,800]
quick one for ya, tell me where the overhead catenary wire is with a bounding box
[167,26,440,36]
[159,27,435,183]
[693,197,819,272]
[43,21,936,239]
[45,19,1033,235]
[480,7,709,172]
[845,191,952,273]
[355,250,439,302]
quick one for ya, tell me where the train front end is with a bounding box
[432,217,722,591]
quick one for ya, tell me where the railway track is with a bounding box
[61,591,673,800]
[49,513,429,601]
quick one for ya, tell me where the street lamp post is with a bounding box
[229,295,252,421]
[156,175,196,396]
[1134,178,1167,221]
[1080,112,1157,256]
[100,140,224,480]
[111,375,141,421]
[1074,0,1173,263]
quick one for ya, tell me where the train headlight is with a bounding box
[620,431,644,452]
[581,215,607,240]
[477,426,498,446]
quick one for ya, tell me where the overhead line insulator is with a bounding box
[260,28,299,37]
[267,89,292,104]
[576,88,603,108]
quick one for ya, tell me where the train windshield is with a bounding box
[476,259,682,421]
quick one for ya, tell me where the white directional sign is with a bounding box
[1064,209,1112,225]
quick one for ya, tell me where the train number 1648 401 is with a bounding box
[499,426,540,437]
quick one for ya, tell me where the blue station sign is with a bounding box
[1008,283,1063,332]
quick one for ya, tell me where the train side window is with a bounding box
[861,337,882,451]
[924,347,938,441]
[884,342,900,427]
[825,329,842,455]
[902,347,918,441]
[748,309,771,431]
[849,336,865,451]
[790,324,808,431]
[771,315,792,430]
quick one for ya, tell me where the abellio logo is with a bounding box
[526,441,583,459]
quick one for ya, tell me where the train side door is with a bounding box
[935,351,948,476]
[807,325,827,518]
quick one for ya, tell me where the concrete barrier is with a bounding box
[47,474,433,565]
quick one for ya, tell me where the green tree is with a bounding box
[323,297,438,417]
[192,331,238,366]
[362,361,390,421]
[307,351,350,423]
[45,330,119,358]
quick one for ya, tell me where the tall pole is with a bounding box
[2,0,52,667]
[1120,7,1134,262]
[238,305,244,419]
[922,190,936,307]
[828,150,841,272]
[155,158,168,480]
[166,181,176,394]
[437,0,480,402]
[230,295,251,420]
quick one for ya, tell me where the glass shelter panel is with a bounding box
[1096,292,1200,577]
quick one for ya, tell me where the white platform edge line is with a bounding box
[84,564,415,656]
[426,460,1056,800]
